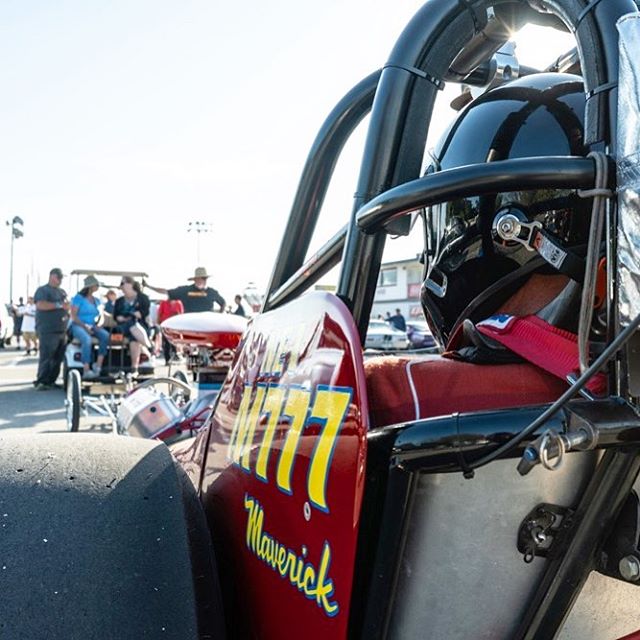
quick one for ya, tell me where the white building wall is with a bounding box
[371,260,424,322]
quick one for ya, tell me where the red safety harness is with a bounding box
[475,313,606,396]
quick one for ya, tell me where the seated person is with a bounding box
[114,276,154,373]
[102,289,118,329]
[70,275,109,380]
[366,72,601,427]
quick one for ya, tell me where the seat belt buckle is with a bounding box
[493,211,542,252]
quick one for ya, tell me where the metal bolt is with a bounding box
[533,529,547,545]
[619,555,640,582]
[499,219,514,234]
[496,214,521,241]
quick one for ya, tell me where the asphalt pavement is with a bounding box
[0,344,143,435]
[0,345,175,436]
[0,346,71,434]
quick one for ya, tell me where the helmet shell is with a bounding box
[421,73,590,347]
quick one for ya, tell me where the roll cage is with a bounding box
[264,0,628,344]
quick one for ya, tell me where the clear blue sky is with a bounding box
[0,1,572,304]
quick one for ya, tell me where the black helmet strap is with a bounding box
[494,208,586,283]
[448,256,547,344]
[530,227,586,283]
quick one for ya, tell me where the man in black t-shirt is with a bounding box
[145,267,226,314]
[233,295,246,317]
[33,268,69,389]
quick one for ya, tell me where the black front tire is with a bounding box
[66,369,81,432]
[0,434,226,639]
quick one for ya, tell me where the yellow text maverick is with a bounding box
[243,494,339,617]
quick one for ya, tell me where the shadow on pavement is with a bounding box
[0,382,32,389]
[0,385,67,430]
[11,359,40,367]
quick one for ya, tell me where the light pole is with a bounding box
[5,216,24,303]
[187,220,212,265]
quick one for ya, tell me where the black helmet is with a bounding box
[421,73,591,347]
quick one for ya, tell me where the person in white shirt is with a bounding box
[148,300,162,355]
[20,296,38,355]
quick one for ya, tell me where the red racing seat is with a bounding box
[365,355,568,427]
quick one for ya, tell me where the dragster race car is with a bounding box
[114,312,248,442]
[4,1,640,638]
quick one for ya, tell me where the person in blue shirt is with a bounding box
[70,275,109,379]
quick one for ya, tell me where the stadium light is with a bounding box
[187,220,212,265]
[6,216,24,303]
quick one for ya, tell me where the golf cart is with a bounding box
[63,269,156,432]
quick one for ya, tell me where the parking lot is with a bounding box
[0,347,173,435]
[0,347,68,434]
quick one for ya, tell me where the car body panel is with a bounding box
[161,311,247,350]
[406,320,436,349]
[199,291,369,638]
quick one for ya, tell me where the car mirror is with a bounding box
[384,213,412,236]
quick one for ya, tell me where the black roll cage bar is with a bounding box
[265,156,599,309]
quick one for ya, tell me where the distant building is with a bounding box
[371,257,424,321]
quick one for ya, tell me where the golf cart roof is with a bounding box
[70,269,149,278]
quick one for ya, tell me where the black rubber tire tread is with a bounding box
[66,368,81,432]
[0,433,226,639]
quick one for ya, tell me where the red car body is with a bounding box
[176,293,367,637]
[170,0,640,637]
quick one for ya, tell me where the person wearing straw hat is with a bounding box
[144,267,226,314]
[69,274,109,380]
